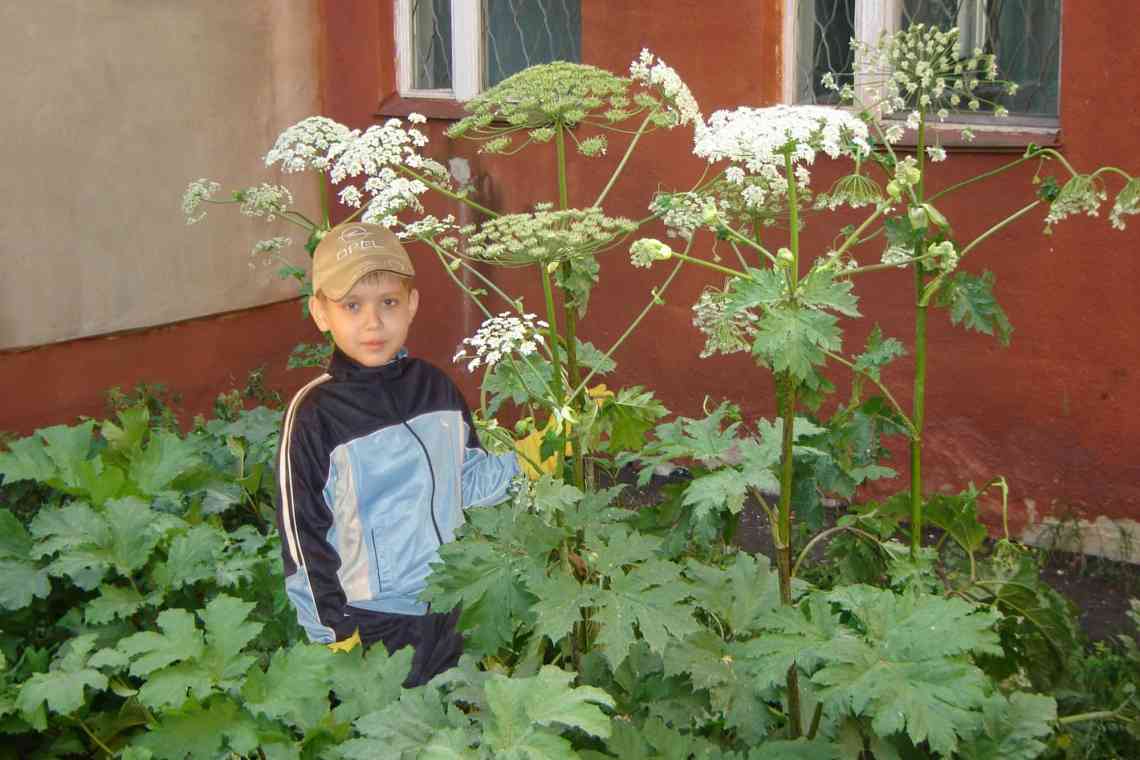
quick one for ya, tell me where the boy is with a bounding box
[276,221,519,686]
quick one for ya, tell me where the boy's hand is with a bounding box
[327,629,362,653]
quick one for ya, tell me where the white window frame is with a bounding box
[781,0,1060,131]
[395,0,482,101]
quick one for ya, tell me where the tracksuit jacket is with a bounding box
[276,348,519,672]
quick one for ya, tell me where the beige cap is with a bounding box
[312,222,415,300]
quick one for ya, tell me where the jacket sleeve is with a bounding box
[277,402,355,644]
[458,400,519,510]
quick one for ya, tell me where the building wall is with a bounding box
[4,1,1139,533]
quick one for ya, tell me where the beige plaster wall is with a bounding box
[0,1,322,350]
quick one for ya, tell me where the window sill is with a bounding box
[893,120,1061,153]
[376,94,467,121]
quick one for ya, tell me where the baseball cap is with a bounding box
[312,222,415,300]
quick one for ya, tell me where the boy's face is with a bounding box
[309,273,419,367]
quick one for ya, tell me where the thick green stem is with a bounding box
[958,201,1042,259]
[539,266,565,405]
[672,252,745,279]
[927,153,1038,203]
[779,149,803,739]
[318,174,331,228]
[555,123,585,488]
[909,118,929,557]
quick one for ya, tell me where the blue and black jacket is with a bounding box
[275,348,519,645]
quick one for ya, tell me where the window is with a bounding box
[396,0,582,101]
[788,0,1061,123]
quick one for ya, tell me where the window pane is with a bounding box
[483,0,581,88]
[412,0,453,90]
[797,0,1060,117]
[903,0,1060,116]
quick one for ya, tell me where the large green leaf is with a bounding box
[956,692,1057,760]
[343,687,462,760]
[798,266,860,317]
[481,666,614,757]
[132,697,259,760]
[0,509,50,610]
[242,642,334,732]
[934,270,1013,345]
[129,430,202,496]
[16,635,108,720]
[685,552,781,635]
[752,303,842,384]
[327,642,414,724]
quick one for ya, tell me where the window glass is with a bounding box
[797,0,1060,117]
[483,0,582,88]
[412,0,453,90]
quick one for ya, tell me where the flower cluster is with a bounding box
[928,240,960,273]
[264,116,354,173]
[182,179,221,224]
[447,62,635,156]
[251,236,291,257]
[629,49,702,128]
[694,106,870,185]
[1110,177,1140,230]
[1044,174,1107,227]
[450,207,636,266]
[452,313,548,372]
[235,183,294,221]
[815,171,885,211]
[691,288,758,359]
[651,191,716,240]
[886,156,922,201]
[629,238,674,268]
[880,245,915,268]
[828,23,1016,121]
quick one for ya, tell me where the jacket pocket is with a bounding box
[370,528,391,593]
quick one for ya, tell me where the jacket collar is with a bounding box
[328,347,409,382]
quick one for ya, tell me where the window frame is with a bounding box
[394,0,482,101]
[781,0,1062,149]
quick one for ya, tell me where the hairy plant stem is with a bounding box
[958,200,1042,259]
[671,252,744,279]
[910,117,929,557]
[778,150,803,739]
[927,152,1039,203]
[554,124,586,488]
[318,174,330,228]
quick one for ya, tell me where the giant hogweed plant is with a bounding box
[621,22,1140,742]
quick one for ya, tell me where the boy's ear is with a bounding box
[408,288,419,320]
[309,295,329,332]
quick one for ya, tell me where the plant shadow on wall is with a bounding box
[0,27,1138,758]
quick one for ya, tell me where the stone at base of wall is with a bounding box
[1020,512,1140,565]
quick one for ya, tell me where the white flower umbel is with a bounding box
[629,238,674,268]
[251,236,291,256]
[691,288,758,359]
[1109,177,1140,230]
[264,116,354,173]
[629,49,702,128]
[236,183,294,221]
[694,106,870,181]
[1044,174,1107,227]
[452,313,548,373]
[182,179,221,224]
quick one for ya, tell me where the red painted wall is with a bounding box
[4,1,1138,532]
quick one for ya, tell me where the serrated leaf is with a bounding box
[157,524,227,590]
[16,635,107,718]
[0,559,51,610]
[482,666,614,757]
[956,691,1057,759]
[199,594,262,686]
[632,403,742,482]
[528,570,595,647]
[852,325,906,382]
[101,406,150,453]
[345,687,459,759]
[327,642,414,724]
[811,586,1002,755]
[726,266,786,313]
[242,642,333,731]
[39,421,98,490]
[752,304,842,384]
[129,430,201,497]
[133,697,259,760]
[0,509,34,558]
[600,386,668,454]
[422,537,538,657]
[925,491,988,554]
[0,433,58,486]
[119,609,204,677]
[740,596,846,689]
[685,552,781,634]
[573,339,616,375]
[745,739,842,759]
[592,559,699,668]
[935,270,1013,345]
[799,267,861,317]
[85,584,155,624]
